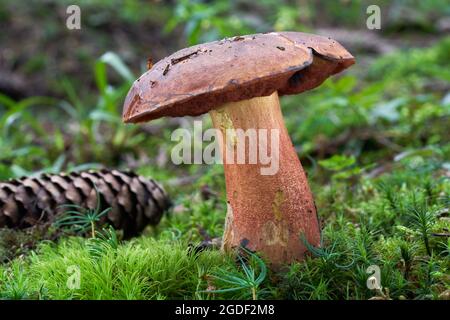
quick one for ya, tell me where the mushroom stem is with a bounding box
[209,91,320,268]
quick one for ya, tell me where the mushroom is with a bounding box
[123,32,354,267]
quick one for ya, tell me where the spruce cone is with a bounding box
[0,169,171,238]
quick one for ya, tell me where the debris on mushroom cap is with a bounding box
[123,32,355,123]
[146,57,153,70]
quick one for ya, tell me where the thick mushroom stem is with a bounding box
[209,91,320,267]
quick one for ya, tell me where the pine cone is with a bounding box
[0,169,171,238]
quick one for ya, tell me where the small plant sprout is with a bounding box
[87,225,120,259]
[55,186,111,238]
[203,247,268,300]
[301,233,355,270]
[407,203,436,256]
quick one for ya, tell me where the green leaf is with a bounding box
[98,52,134,82]
[319,155,356,171]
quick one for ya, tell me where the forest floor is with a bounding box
[0,1,449,300]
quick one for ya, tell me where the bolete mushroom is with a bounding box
[123,32,354,267]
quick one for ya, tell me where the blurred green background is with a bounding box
[0,0,449,300]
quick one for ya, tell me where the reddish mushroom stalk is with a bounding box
[209,91,320,265]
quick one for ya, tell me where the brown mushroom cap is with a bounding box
[123,32,355,123]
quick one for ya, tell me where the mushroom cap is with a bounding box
[123,31,355,123]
